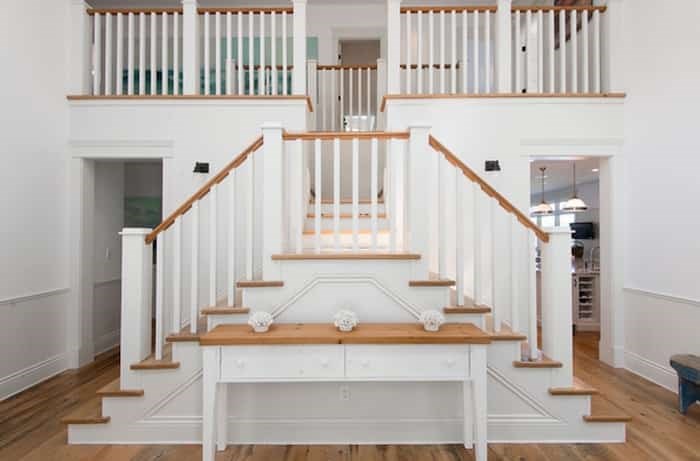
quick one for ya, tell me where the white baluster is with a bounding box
[319,70,326,130]
[548,10,555,93]
[526,10,532,93]
[490,198,499,331]
[248,12,254,94]
[417,10,423,93]
[366,67,371,116]
[406,11,412,94]
[582,9,589,93]
[527,230,538,359]
[237,12,244,95]
[370,138,378,251]
[462,10,468,93]
[155,233,164,359]
[260,11,266,95]
[358,68,363,117]
[538,10,544,93]
[339,69,344,129]
[162,12,169,95]
[473,11,479,93]
[93,14,102,95]
[571,9,578,93]
[172,217,182,332]
[333,138,341,250]
[510,216,520,333]
[314,138,322,253]
[388,142,396,252]
[174,12,180,94]
[472,182,481,306]
[485,10,491,93]
[215,12,221,95]
[271,12,277,95]
[515,10,521,93]
[439,10,445,94]
[209,185,217,307]
[225,13,232,95]
[105,13,112,95]
[450,10,456,94]
[295,139,304,254]
[204,12,210,95]
[116,13,123,95]
[282,11,288,95]
[455,167,464,306]
[150,12,156,94]
[438,158,446,277]
[246,157,254,280]
[428,10,434,93]
[127,13,134,95]
[138,13,145,95]
[191,200,199,333]
[349,68,354,117]
[593,9,600,93]
[352,138,359,252]
[559,9,566,92]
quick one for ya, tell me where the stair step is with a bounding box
[307,213,387,219]
[444,306,491,314]
[303,229,390,236]
[201,307,250,315]
[583,415,632,422]
[96,379,144,397]
[61,402,110,425]
[583,395,632,422]
[237,280,284,288]
[550,377,599,396]
[131,344,181,370]
[61,415,110,425]
[272,252,420,261]
[513,356,563,368]
[409,279,456,287]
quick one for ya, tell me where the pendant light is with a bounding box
[531,167,553,217]
[562,162,588,213]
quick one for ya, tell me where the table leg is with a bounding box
[202,347,219,461]
[470,345,488,461]
[463,379,473,449]
[217,382,228,451]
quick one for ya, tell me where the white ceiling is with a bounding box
[531,158,600,194]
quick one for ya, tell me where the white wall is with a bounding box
[620,0,700,391]
[0,0,71,400]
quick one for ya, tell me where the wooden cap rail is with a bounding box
[198,7,294,15]
[283,131,410,141]
[87,8,182,15]
[401,6,497,13]
[317,65,378,71]
[428,135,549,243]
[145,136,263,244]
[511,5,607,12]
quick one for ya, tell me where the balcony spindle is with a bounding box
[406,11,412,94]
[93,14,102,95]
[138,13,145,95]
[260,12,266,95]
[314,138,322,253]
[116,13,123,95]
[127,13,134,95]
[593,10,601,93]
[204,12,210,95]
[559,10,566,92]
[162,12,169,95]
[150,12,156,94]
[209,185,217,307]
[282,11,288,95]
[462,10,468,92]
[485,10,491,92]
[215,12,221,95]
[105,13,112,95]
[333,138,341,250]
[352,138,360,252]
[358,68,363,116]
[548,10,555,93]
[237,12,244,94]
[537,10,544,93]
[173,217,182,332]
[582,10,589,93]
[450,10,456,94]
[190,200,199,333]
[571,10,578,93]
[455,167,464,306]
[439,10,445,94]
[174,12,180,94]
[155,233,164,359]
[271,12,277,95]
[515,10,521,93]
[248,13,254,94]
[349,68,354,117]
[228,172,236,306]
[366,67,371,116]
[339,70,344,129]
[473,11,479,93]
[490,198,499,331]
[428,10,434,93]
[472,182,481,306]
[370,138,379,251]
[417,11,423,93]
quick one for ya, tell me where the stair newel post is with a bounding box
[182,0,200,95]
[540,227,574,386]
[407,125,431,278]
[119,229,153,389]
[261,123,285,279]
[292,0,307,95]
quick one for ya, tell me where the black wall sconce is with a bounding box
[193,162,210,174]
[485,160,501,172]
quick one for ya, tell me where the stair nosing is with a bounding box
[61,415,110,425]
[409,279,456,287]
[272,253,420,261]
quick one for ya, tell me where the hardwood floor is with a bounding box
[1,333,699,460]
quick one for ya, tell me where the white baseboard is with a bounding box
[0,353,68,401]
[624,350,677,393]
[94,329,121,355]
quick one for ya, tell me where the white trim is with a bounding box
[624,350,677,393]
[0,353,69,401]
[70,139,174,159]
[0,287,70,306]
[94,329,121,355]
[624,286,700,308]
[94,278,121,288]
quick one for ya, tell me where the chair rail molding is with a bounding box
[624,286,700,308]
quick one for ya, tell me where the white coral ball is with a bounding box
[248,311,274,333]
[334,310,359,332]
[420,310,445,332]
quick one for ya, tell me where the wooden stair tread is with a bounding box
[307,213,388,219]
[550,377,599,396]
[237,280,284,288]
[583,395,632,422]
[303,229,390,235]
[513,354,563,368]
[201,306,250,315]
[490,325,528,341]
[96,379,144,397]
[409,279,456,287]
[444,306,491,314]
[272,252,420,261]
[583,415,632,422]
[61,401,110,425]
[130,344,180,370]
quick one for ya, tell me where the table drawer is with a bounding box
[345,345,468,379]
[221,345,344,380]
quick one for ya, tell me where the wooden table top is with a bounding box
[199,323,491,346]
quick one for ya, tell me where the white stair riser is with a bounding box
[303,217,390,232]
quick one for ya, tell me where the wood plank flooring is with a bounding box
[1,333,699,460]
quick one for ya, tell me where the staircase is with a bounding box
[63,128,629,447]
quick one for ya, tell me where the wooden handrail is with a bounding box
[401,6,497,13]
[87,8,183,15]
[317,65,378,71]
[145,136,264,244]
[428,135,549,243]
[283,131,410,141]
[197,7,294,15]
[511,5,607,12]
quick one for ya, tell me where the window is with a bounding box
[559,213,575,228]
[539,215,556,228]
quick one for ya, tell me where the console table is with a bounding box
[199,323,491,461]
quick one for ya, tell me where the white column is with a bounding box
[261,123,284,278]
[69,0,91,95]
[182,0,200,94]
[597,0,624,93]
[495,0,512,93]
[386,0,402,94]
[292,0,307,95]
[540,227,574,386]
[407,125,431,277]
[119,228,153,389]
